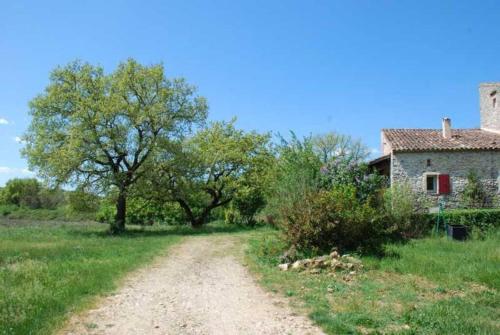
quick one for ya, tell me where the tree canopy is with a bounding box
[145,120,271,227]
[23,59,207,232]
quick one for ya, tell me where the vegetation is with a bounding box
[263,133,390,254]
[246,229,500,335]
[460,170,489,208]
[0,220,250,335]
[4,57,500,334]
[436,208,500,233]
[0,179,99,221]
[0,178,63,210]
[23,59,207,233]
[144,120,271,228]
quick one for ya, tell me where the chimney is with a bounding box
[442,117,451,139]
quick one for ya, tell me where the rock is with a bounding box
[316,255,330,262]
[331,259,345,270]
[291,260,303,270]
[349,271,356,276]
[281,252,363,275]
[278,263,289,271]
[330,251,339,259]
[279,246,297,263]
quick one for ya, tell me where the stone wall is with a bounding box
[480,83,500,133]
[391,150,500,208]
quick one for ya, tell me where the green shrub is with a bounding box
[232,187,266,225]
[224,207,241,225]
[279,185,387,254]
[460,170,488,208]
[96,198,185,225]
[264,133,322,220]
[67,188,100,212]
[139,200,185,225]
[383,182,431,238]
[1,178,66,210]
[320,159,387,202]
[38,188,65,209]
[2,178,42,208]
[0,204,18,216]
[96,203,115,224]
[440,208,500,232]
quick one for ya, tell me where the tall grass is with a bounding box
[245,230,500,334]
[368,230,500,289]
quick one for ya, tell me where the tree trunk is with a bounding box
[176,196,232,229]
[113,190,127,233]
[176,198,202,228]
[191,217,205,229]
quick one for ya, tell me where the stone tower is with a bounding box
[480,83,500,133]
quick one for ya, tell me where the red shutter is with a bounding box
[438,174,450,194]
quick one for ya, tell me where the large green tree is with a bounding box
[145,120,271,227]
[23,59,207,232]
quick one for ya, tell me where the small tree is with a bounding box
[232,186,266,225]
[1,178,42,208]
[265,133,322,219]
[67,187,100,212]
[148,120,271,227]
[23,59,207,232]
[312,132,369,164]
[461,170,488,208]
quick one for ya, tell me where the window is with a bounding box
[424,173,451,195]
[426,175,437,193]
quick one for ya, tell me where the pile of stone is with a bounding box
[278,250,363,275]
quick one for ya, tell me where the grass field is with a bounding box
[0,219,249,335]
[245,229,500,334]
[2,218,498,335]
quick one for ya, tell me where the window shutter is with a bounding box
[438,174,450,194]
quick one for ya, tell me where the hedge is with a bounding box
[431,208,500,232]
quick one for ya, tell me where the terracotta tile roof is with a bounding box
[382,128,500,152]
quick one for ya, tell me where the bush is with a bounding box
[224,207,241,225]
[320,159,387,202]
[96,203,115,224]
[2,178,42,208]
[38,188,65,209]
[232,187,266,225]
[279,185,387,254]
[0,204,18,216]
[264,134,322,220]
[383,182,431,238]
[439,208,500,232]
[67,188,100,212]
[96,197,185,225]
[460,170,488,208]
[1,178,66,210]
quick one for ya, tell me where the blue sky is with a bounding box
[1,0,499,186]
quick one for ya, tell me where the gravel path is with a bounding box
[60,235,325,335]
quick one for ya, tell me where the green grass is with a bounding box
[245,230,500,334]
[0,219,250,335]
[0,205,96,221]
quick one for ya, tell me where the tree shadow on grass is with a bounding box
[68,221,270,239]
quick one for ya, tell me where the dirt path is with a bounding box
[61,235,325,335]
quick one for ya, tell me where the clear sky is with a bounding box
[1,0,499,186]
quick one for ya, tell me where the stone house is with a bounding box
[369,83,500,207]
